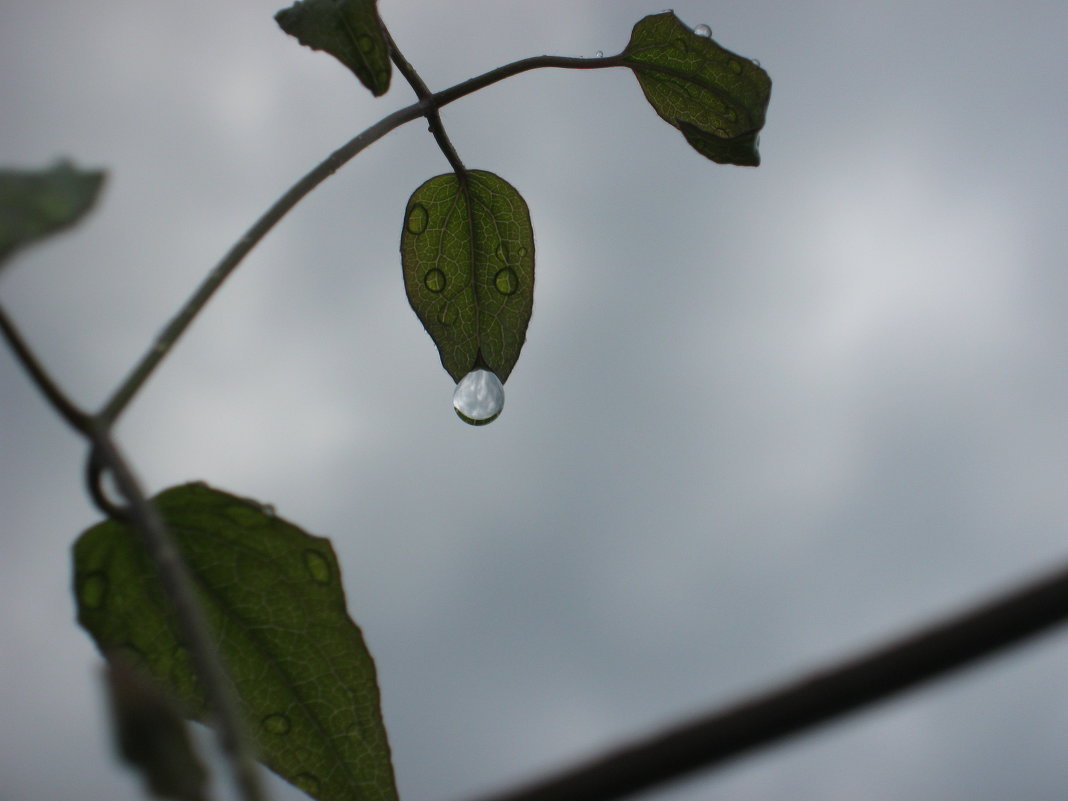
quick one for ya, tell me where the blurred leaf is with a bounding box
[73,483,398,801]
[275,0,391,96]
[0,161,105,266]
[623,12,771,166]
[105,651,209,801]
[400,170,534,383]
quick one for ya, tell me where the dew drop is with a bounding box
[453,370,504,426]
[406,203,429,234]
[517,246,528,259]
[303,549,331,584]
[79,572,108,609]
[595,50,604,58]
[729,59,742,75]
[495,243,508,262]
[693,23,712,37]
[294,774,321,795]
[262,714,292,735]
[225,505,264,527]
[424,268,447,293]
[494,267,519,295]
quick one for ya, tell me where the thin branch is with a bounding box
[0,301,92,433]
[385,28,467,176]
[88,429,268,801]
[467,558,1068,801]
[97,53,622,424]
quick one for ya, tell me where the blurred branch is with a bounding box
[87,431,268,801]
[469,559,1068,801]
[0,301,92,433]
[0,303,266,801]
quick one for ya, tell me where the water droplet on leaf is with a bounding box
[303,549,331,584]
[453,369,504,426]
[406,203,429,234]
[495,243,508,262]
[80,572,108,609]
[424,268,446,293]
[595,50,604,58]
[693,23,712,37]
[262,714,292,735]
[494,267,519,295]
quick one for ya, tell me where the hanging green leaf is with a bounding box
[622,12,771,166]
[400,170,534,383]
[73,483,398,801]
[0,160,105,267]
[275,0,391,97]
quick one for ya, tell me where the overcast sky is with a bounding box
[4,1,1068,800]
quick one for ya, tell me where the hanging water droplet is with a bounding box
[453,369,504,426]
[693,24,712,37]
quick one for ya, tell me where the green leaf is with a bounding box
[623,12,771,166]
[73,483,398,801]
[0,160,105,266]
[400,170,534,383]
[275,0,391,97]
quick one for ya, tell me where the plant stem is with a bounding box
[0,301,92,433]
[0,302,266,801]
[385,28,467,176]
[89,429,268,801]
[98,52,622,424]
[466,559,1068,801]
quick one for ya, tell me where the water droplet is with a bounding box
[494,267,519,295]
[495,243,508,262]
[453,369,504,426]
[424,268,446,293]
[595,50,604,58]
[303,549,331,584]
[261,503,276,518]
[79,572,108,609]
[693,23,712,37]
[729,59,742,75]
[225,505,264,527]
[262,714,291,735]
[436,302,457,326]
[517,246,528,259]
[294,774,321,795]
[751,58,761,67]
[406,203,429,235]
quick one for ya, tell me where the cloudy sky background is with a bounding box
[4,0,1068,799]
